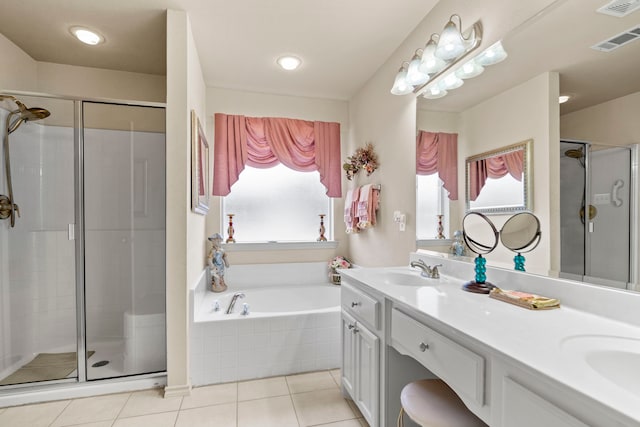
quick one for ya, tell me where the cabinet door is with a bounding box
[501,377,589,427]
[341,311,357,398]
[355,323,380,427]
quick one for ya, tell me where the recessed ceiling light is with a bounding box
[70,26,104,45]
[559,95,572,104]
[277,56,302,71]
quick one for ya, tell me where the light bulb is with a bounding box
[442,73,464,90]
[390,64,413,95]
[455,59,484,79]
[406,51,430,86]
[419,37,447,75]
[435,18,466,61]
[476,41,508,66]
[277,56,302,70]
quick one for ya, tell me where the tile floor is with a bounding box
[0,369,369,427]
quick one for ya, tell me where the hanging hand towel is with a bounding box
[344,187,361,233]
[357,184,372,229]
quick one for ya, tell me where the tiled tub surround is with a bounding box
[189,262,341,385]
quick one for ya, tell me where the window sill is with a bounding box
[222,241,339,252]
[417,239,453,248]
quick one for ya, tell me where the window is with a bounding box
[222,164,332,242]
[416,174,449,240]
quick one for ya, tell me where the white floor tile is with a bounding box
[118,388,182,418]
[180,382,237,410]
[291,388,357,427]
[0,400,70,427]
[51,393,130,426]
[175,402,236,427]
[113,411,178,427]
[286,370,338,394]
[238,395,298,427]
[238,376,289,401]
[314,420,365,427]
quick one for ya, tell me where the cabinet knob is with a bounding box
[351,301,360,307]
[419,342,429,352]
[348,323,355,330]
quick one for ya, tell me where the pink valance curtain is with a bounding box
[469,150,524,201]
[213,113,341,197]
[416,131,458,200]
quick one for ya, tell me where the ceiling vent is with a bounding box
[597,0,640,17]
[591,25,640,51]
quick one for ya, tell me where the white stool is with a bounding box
[398,379,488,427]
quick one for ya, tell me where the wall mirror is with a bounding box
[415,0,640,291]
[465,139,532,214]
[191,110,210,215]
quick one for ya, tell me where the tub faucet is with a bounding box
[225,292,245,314]
[410,260,442,279]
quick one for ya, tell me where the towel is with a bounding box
[357,185,379,229]
[344,187,361,233]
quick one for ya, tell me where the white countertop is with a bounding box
[340,264,640,425]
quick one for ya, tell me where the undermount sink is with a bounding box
[561,335,640,396]
[381,268,436,286]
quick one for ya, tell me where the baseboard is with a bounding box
[164,383,191,398]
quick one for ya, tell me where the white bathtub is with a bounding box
[189,263,342,386]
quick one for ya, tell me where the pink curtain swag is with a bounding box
[416,131,458,200]
[213,113,342,197]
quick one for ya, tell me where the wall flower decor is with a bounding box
[343,143,379,180]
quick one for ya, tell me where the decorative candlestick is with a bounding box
[436,214,445,239]
[317,214,327,242]
[226,214,236,243]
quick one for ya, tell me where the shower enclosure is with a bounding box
[0,93,166,390]
[560,140,636,290]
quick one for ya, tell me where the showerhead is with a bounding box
[564,147,584,159]
[7,106,51,134]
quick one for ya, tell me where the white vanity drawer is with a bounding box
[341,282,380,330]
[391,308,484,405]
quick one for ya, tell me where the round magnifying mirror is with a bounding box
[500,212,541,271]
[462,212,499,255]
[462,212,499,294]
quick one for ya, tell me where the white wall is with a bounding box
[205,87,350,265]
[165,9,208,396]
[0,33,37,91]
[36,62,165,103]
[561,91,640,147]
[459,73,560,275]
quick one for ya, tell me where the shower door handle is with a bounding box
[68,224,75,240]
[611,179,624,207]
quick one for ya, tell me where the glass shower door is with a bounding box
[0,96,78,386]
[82,102,166,380]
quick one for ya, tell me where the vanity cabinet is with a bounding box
[390,308,485,406]
[341,281,381,427]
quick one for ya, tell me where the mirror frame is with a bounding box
[191,110,210,215]
[465,138,533,214]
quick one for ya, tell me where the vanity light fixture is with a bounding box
[391,14,490,97]
[69,26,104,45]
[277,55,302,71]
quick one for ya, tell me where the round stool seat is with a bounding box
[400,379,487,427]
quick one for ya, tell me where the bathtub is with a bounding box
[189,263,342,386]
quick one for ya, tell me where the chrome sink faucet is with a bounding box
[225,292,245,314]
[410,259,442,279]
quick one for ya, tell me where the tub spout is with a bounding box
[225,292,245,314]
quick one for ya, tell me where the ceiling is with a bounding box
[0,0,438,101]
[0,0,638,111]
